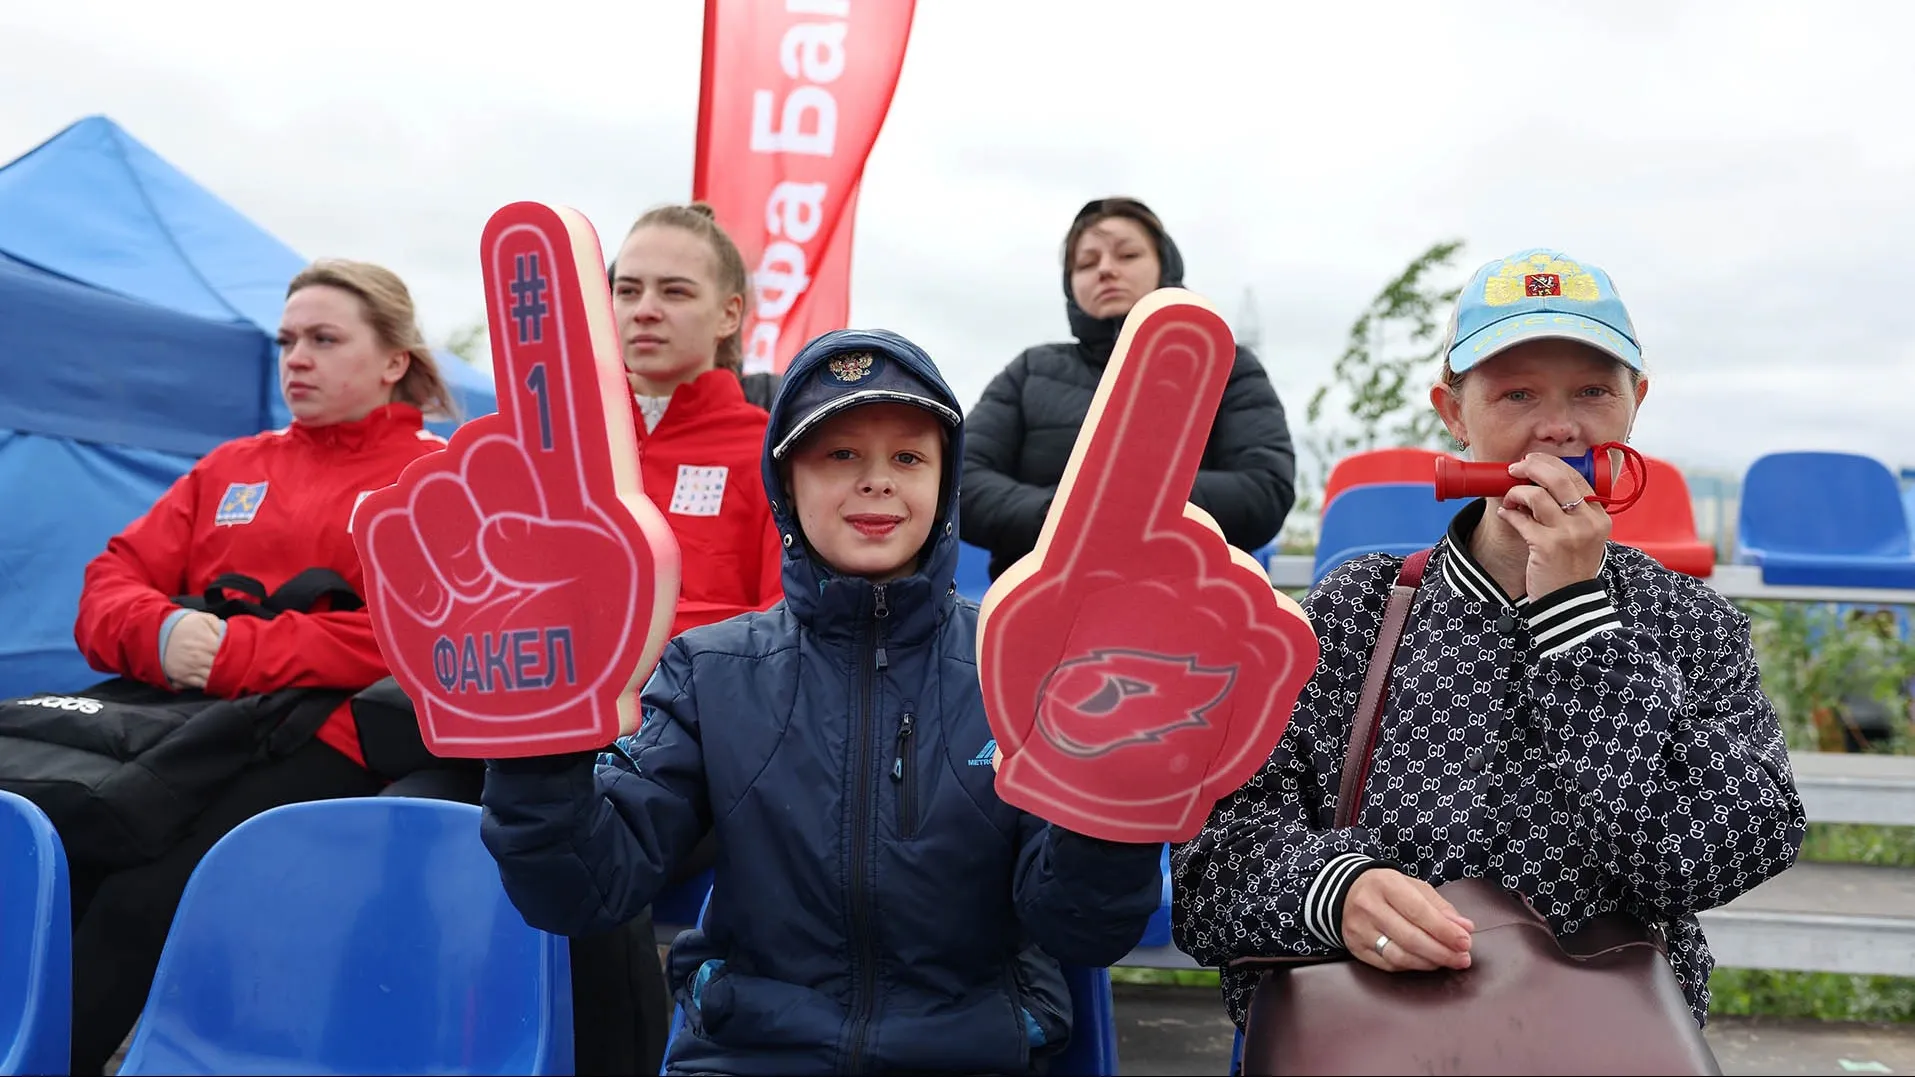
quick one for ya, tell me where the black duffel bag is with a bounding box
[0,568,365,868]
[349,675,484,784]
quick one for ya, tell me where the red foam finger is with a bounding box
[976,288,1320,843]
[348,202,685,761]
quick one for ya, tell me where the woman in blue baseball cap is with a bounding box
[1172,248,1804,1038]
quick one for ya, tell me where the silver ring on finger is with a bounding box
[1559,497,1584,512]
[1374,933,1390,954]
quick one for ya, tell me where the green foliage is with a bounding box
[441,321,489,365]
[1301,239,1467,482]
[1709,969,1915,1023]
[1741,600,1915,753]
[1800,822,1915,867]
[1109,967,1220,988]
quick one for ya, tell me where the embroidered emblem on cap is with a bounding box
[1484,254,1601,307]
[828,352,875,382]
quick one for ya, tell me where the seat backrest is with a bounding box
[0,790,69,1077]
[1313,483,1460,584]
[1736,452,1913,559]
[1323,448,1451,508]
[1244,541,1277,576]
[653,867,714,930]
[657,890,712,1075]
[117,797,572,1077]
[1609,454,1703,544]
[954,540,994,602]
[1049,964,1119,1076]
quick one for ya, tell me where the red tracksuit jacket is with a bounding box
[632,369,783,637]
[73,404,445,766]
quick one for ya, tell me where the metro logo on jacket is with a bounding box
[74,403,446,765]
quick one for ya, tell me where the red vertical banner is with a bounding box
[693,0,916,374]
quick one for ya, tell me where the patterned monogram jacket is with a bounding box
[1171,500,1806,1027]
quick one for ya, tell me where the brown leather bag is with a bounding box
[1231,549,1722,1076]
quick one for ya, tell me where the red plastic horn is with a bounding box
[1433,442,1646,513]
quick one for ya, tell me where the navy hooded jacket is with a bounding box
[479,329,1165,1076]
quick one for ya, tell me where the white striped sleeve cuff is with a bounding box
[1303,852,1382,948]
[1524,578,1624,658]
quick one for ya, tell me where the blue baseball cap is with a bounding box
[770,344,961,460]
[1441,248,1643,374]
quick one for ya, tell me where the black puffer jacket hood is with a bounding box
[1062,197,1188,365]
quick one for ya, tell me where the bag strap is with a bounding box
[173,568,362,621]
[1333,548,1433,830]
[264,567,364,615]
[175,573,272,620]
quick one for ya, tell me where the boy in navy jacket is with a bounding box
[481,329,1165,1075]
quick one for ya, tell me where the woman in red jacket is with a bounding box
[613,201,783,636]
[65,259,454,1075]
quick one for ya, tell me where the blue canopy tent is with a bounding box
[0,115,496,697]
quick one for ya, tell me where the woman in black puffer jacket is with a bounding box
[959,197,1297,580]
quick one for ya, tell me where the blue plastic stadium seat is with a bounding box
[1734,452,1915,589]
[0,790,69,1077]
[117,798,572,1076]
[652,868,713,932]
[1138,844,1173,947]
[1312,482,1461,584]
[1051,964,1119,1076]
[1245,541,1278,580]
[955,540,994,602]
[658,891,711,1075]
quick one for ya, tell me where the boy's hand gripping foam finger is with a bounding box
[353,202,682,758]
[976,289,1320,843]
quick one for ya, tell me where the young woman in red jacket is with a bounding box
[64,259,454,1075]
[613,201,783,636]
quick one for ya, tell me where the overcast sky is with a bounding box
[5,0,1913,490]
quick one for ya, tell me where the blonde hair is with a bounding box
[623,202,752,372]
[286,259,458,421]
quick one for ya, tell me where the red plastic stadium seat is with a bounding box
[1609,455,1716,578]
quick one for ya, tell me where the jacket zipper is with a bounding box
[846,583,888,1073]
[891,704,917,840]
